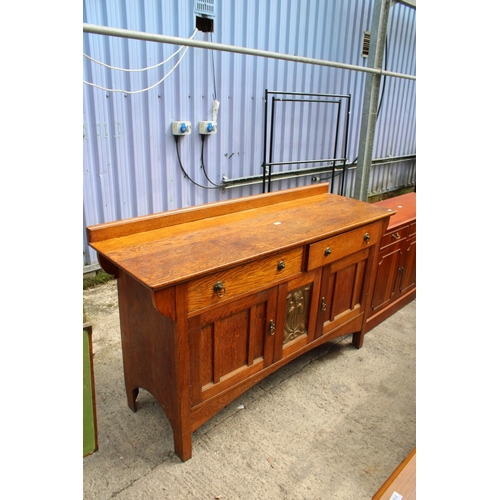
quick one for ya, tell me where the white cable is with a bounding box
[83,28,197,72]
[84,44,189,94]
[83,45,183,72]
[83,30,196,94]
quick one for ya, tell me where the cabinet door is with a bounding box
[272,269,322,363]
[316,248,370,338]
[369,244,404,314]
[399,236,416,296]
[188,288,277,406]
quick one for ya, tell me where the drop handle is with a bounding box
[269,319,276,336]
[213,281,226,298]
[321,297,327,311]
[364,233,370,244]
[392,232,401,240]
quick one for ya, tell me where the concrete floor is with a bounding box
[83,280,416,500]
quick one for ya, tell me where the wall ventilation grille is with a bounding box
[195,0,215,17]
[362,31,370,57]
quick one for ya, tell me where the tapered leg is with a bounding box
[172,419,193,462]
[352,331,364,349]
[126,387,139,412]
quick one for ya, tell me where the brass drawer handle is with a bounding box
[364,233,370,244]
[392,232,401,240]
[213,281,226,298]
[277,260,285,271]
[324,247,332,257]
[269,319,276,336]
[321,297,327,311]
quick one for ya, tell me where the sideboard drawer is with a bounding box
[380,225,410,250]
[187,247,303,313]
[307,221,383,271]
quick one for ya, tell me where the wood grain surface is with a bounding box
[87,184,393,290]
[372,447,416,500]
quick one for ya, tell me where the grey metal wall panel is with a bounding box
[83,0,416,266]
[369,1,416,196]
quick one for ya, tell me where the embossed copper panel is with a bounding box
[283,284,311,345]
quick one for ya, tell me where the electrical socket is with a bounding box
[172,121,192,135]
[199,121,217,134]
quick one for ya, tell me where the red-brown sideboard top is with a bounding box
[373,192,415,230]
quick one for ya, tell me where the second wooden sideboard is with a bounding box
[87,183,393,461]
[364,192,416,333]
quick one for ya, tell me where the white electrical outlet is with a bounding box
[199,121,217,134]
[172,121,192,135]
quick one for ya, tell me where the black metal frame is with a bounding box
[261,90,351,195]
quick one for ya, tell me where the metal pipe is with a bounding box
[267,91,352,98]
[370,155,415,166]
[274,99,341,104]
[83,23,416,81]
[340,95,352,196]
[265,158,345,167]
[225,167,343,189]
[268,97,277,192]
[262,89,269,193]
[353,0,392,201]
[223,154,416,189]
[332,102,341,194]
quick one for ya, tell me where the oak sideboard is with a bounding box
[87,183,393,461]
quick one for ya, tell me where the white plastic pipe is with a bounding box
[83,23,416,81]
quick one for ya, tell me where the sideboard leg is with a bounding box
[126,387,139,412]
[352,331,364,349]
[168,282,193,462]
[172,423,193,462]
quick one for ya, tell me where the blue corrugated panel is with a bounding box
[83,0,416,266]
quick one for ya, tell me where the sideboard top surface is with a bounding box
[87,184,393,290]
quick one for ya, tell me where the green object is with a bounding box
[83,324,98,457]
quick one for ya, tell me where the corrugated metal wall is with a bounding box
[83,0,416,267]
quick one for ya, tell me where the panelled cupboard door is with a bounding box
[369,234,416,315]
[399,236,416,296]
[370,244,404,314]
[317,248,370,337]
[188,288,278,406]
